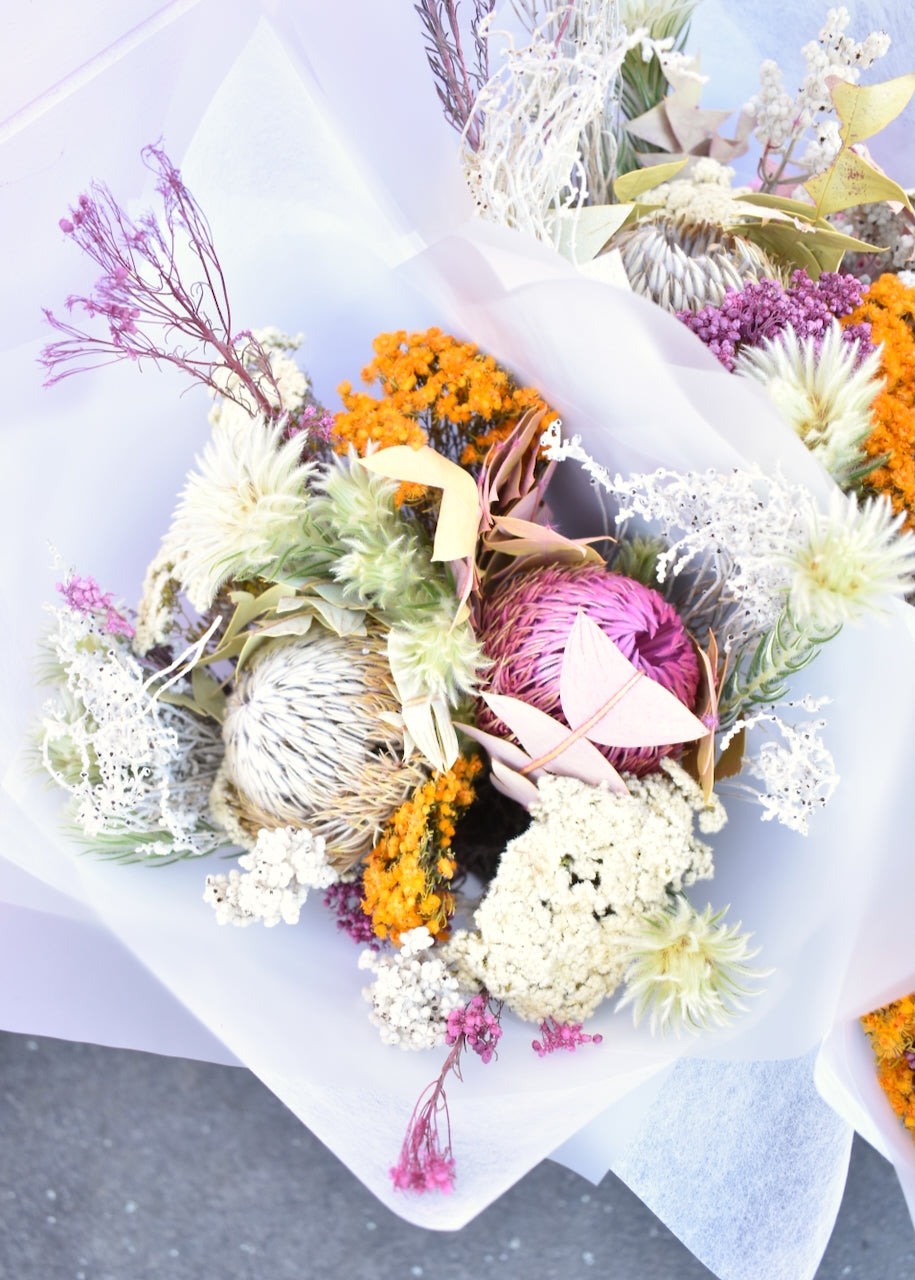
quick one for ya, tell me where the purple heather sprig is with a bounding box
[391,993,503,1194]
[678,269,873,370]
[41,145,280,418]
[322,880,381,949]
[57,575,135,640]
[532,1018,603,1058]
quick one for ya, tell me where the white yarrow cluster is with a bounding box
[209,327,309,428]
[444,764,723,1024]
[645,158,751,228]
[204,825,337,926]
[359,927,464,1050]
[40,605,225,857]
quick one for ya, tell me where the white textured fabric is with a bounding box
[1,1,913,1268]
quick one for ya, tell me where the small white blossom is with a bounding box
[204,825,336,926]
[359,928,464,1050]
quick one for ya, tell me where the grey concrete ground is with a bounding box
[0,1031,911,1280]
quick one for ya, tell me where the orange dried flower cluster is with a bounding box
[860,993,915,1137]
[841,274,914,529]
[335,329,554,501]
[362,753,482,944]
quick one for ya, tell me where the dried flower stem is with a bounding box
[41,145,279,417]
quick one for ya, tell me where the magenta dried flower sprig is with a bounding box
[678,269,873,370]
[532,1018,603,1058]
[391,993,502,1194]
[41,145,280,418]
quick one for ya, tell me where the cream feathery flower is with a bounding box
[162,418,317,612]
[785,490,915,630]
[735,323,883,485]
[616,897,767,1036]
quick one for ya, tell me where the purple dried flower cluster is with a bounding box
[57,575,135,639]
[322,881,380,949]
[446,993,503,1063]
[678,269,873,370]
[391,995,502,1194]
[479,563,700,776]
[284,403,337,454]
[41,146,279,417]
[532,1018,603,1058]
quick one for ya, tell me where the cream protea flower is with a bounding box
[735,323,883,486]
[161,419,318,612]
[218,627,429,869]
[616,897,767,1036]
[785,490,915,630]
[615,216,776,312]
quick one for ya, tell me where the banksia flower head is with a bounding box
[478,563,700,775]
[616,216,776,314]
[217,628,429,870]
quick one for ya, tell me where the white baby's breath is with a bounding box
[359,927,464,1050]
[204,825,336,926]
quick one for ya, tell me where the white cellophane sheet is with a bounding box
[1,2,913,1271]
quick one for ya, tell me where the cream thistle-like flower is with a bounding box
[218,628,430,869]
[204,825,338,927]
[161,418,318,612]
[736,323,883,486]
[616,896,767,1035]
[784,490,915,630]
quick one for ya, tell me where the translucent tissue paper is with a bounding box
[1,2,913,1274]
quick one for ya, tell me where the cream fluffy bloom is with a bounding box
[162,418,316,612]
[785,490,915,630]
[735,323,883,485]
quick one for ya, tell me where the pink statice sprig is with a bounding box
[391,993,503,1194]
[57,575,134,640]
[532,1017,603,1058]
[41,145,280,419]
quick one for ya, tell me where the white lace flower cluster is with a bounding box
[745,7,890,174]
[444,764,723,1025]
[646,158,751,228]
[721,698,839,836]
[204,825,337,926]
[359,927,464,1050]
[40,605,224,857]
[209,327,309,432]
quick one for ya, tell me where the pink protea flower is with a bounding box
[478,563,700,776]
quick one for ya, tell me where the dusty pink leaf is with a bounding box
[559,612,706,749]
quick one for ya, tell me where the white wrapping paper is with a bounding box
[2,3,913,1274]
